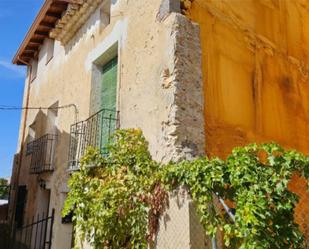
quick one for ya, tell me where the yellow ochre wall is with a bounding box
[186,0,309,240]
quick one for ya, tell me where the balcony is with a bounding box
[27,134,57,174]
[68,109,120,170]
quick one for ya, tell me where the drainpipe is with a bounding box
[9,57,32,227]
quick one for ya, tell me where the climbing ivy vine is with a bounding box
[63,129,309,249]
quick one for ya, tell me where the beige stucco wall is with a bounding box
[12,0,206,248]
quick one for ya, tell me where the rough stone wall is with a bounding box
[118,10,205,165]
[159,13,205,163]
[153,13,206,249]
[187,0,309,242]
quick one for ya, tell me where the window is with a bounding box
[46,39,55,64]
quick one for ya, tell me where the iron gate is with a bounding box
[10,209,55,249]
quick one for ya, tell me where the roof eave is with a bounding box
[12,0,73,65]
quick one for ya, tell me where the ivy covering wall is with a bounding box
[63,129,309,249]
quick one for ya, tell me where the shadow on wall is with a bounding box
[64,14,98,55]
[23,108,72,219]
[0,221,10,249]
[63,0,113,55]
[9,108,73,249]
[0,204,9,220]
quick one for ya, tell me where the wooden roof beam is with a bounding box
[27,41,41,48]
[26,44,40,49]
[34,31,50,37]
[51,2,69,10]
[46,11,62,19]
[54,0,76,4]
[23,51,35,56]
[39,21,55,29]
[20,56,32,61]
[24,49,37,53]
[29,38,44,44]
[13,0,73,65]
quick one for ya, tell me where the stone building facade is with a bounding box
[8,0,309,248]
[9,0,205,248]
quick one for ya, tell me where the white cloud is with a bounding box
[0,59,25,78]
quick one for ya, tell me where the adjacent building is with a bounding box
[7,0,309,248]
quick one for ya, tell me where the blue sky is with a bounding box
[0,0,44,178]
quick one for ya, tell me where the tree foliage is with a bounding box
[63,129,309,249]
[63,130,166,249]
[0,178,9,199]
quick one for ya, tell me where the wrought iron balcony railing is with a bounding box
[68,109,120,170]
[27,134,57,174]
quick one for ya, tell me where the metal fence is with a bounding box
[27,134,57,174]
[68,108,119,170]
[10,209,55,249]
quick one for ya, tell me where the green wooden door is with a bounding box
[100,56,118,152]
[101,57,118,110]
